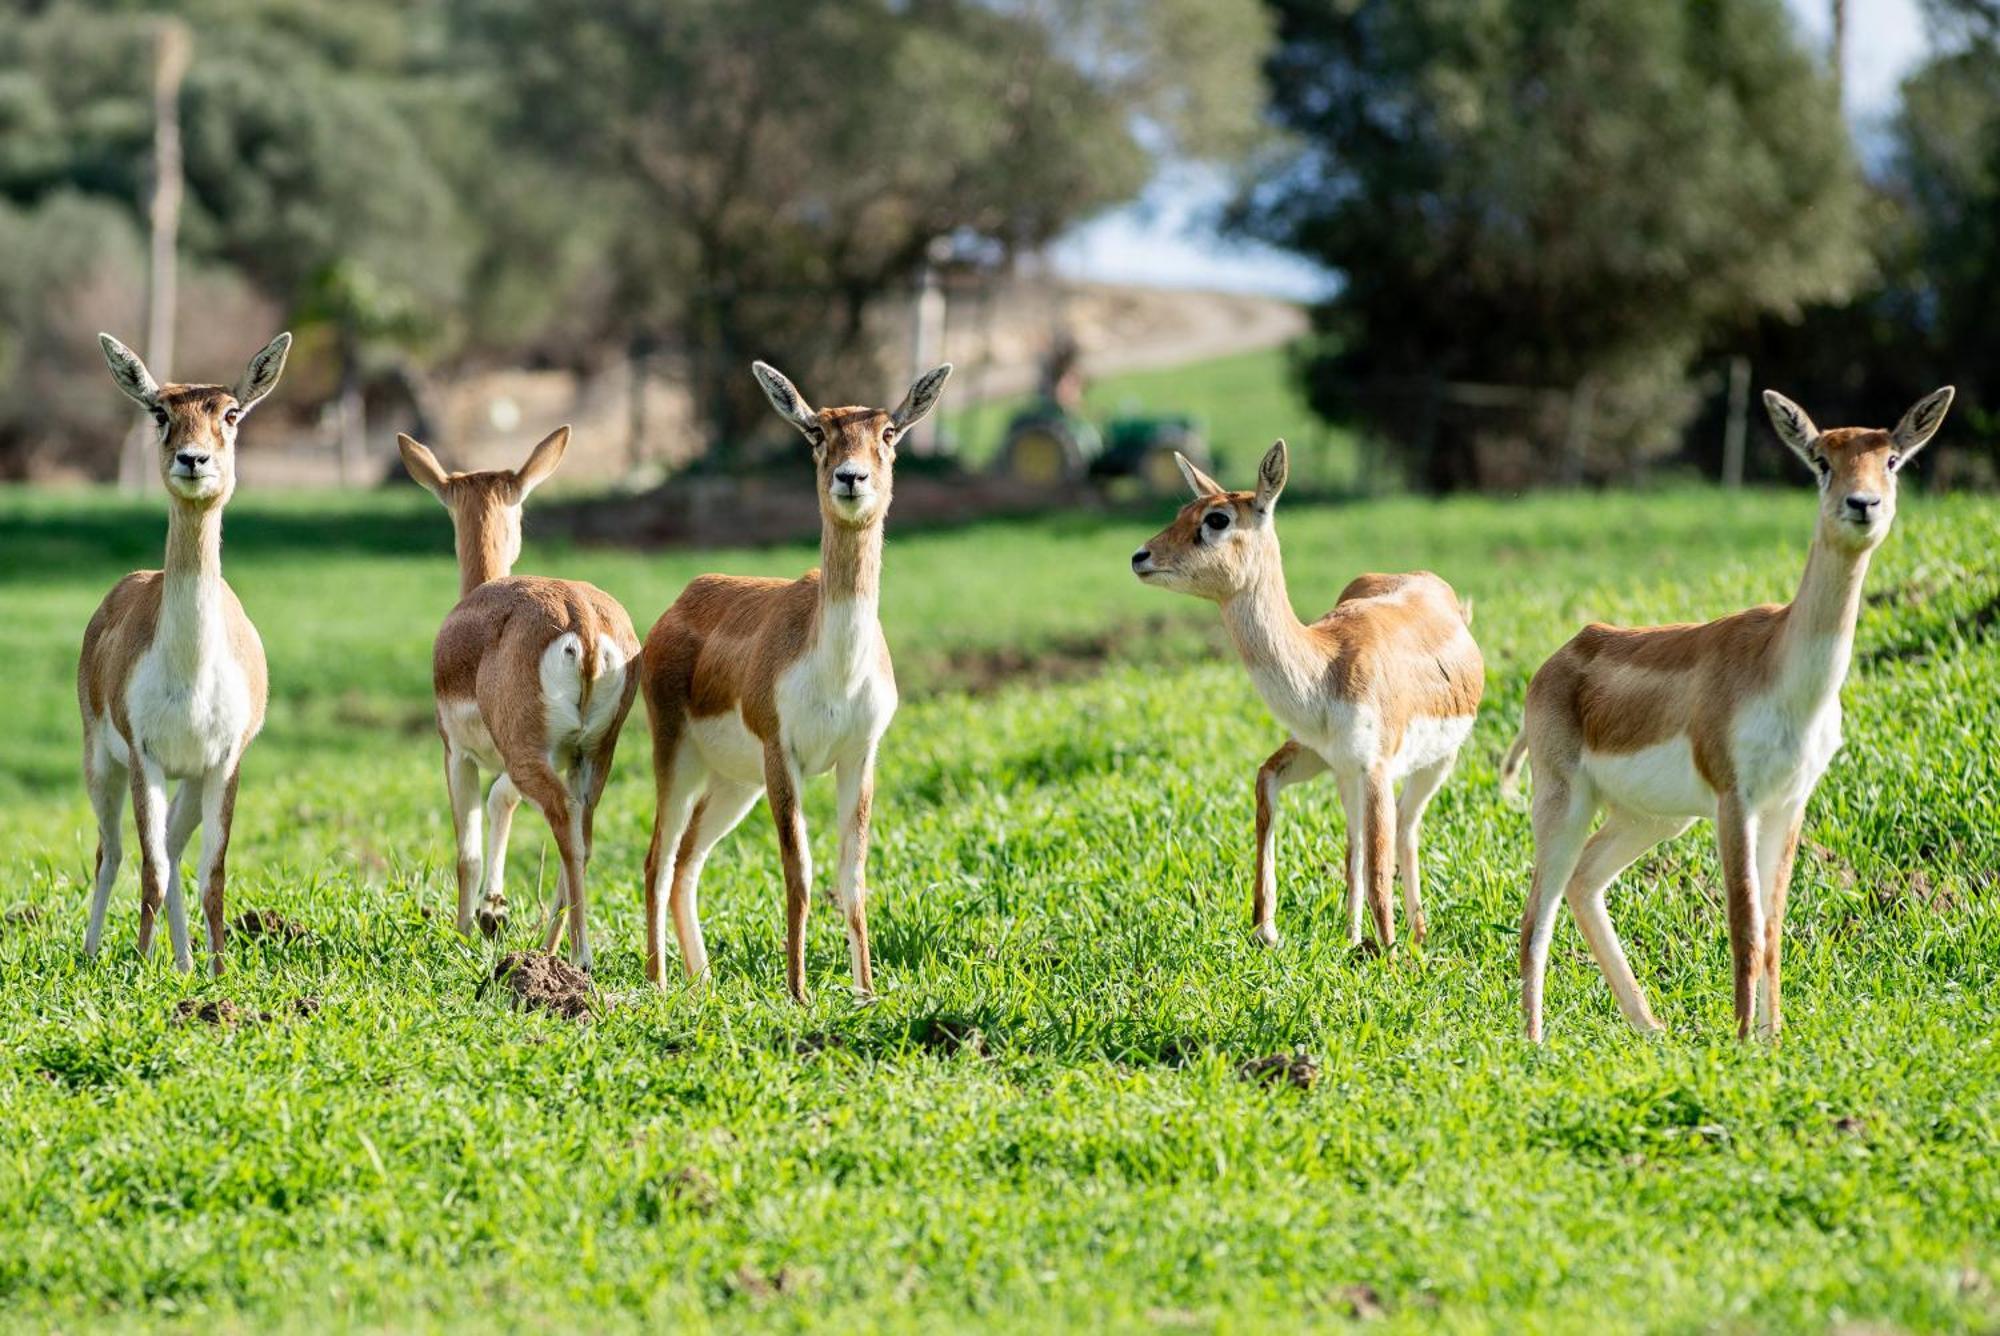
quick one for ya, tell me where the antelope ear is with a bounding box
[1890,386,1954,461]
[890,362,953,431]
[514,424,570,497]
[1762,390,1822,469]
[397,434,451,499]
[1253,439,1288,512]
[751,361,820,439]
[1175,451,1224,498]
[98,333,161,409]
[234,332,292,415]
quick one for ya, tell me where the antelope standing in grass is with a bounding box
[399,427,640,968]
[1506,387,1955,1043]
[1131,441,1484,950]
[640,360,951,1002]
[80,332,290,974]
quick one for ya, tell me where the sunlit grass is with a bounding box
[0,483,1994,1330]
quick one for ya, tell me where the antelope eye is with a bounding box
[1887,452,1902,470]
[223,407,241,427]
[881,426,898,446]
[1203,510,1231,531]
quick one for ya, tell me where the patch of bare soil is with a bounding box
[908,1015,987,1057]
[487,951,594,1020]
[1237,1051,1320,1091]
[232,909,313,944]
[174,996,320,1027]
[637,1167,720,1221]
[731,1264,820,1303]
[176,998,256,1027]
[1330,1283,1387,1320]
[927,612,1217,696]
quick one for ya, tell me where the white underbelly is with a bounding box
[440,697,504,772]
[1732,700,1841,810]
[687,710,767,785]
[1582,738,1714,818]
[120,651,255,777]
[774,655,896,778]
[1390,714,1476,780]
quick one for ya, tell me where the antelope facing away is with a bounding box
[81,331,290,974]
[399,427,640,967]
[1506,387,1955,1043]
[1132,441,1484,950]
[640,360,951,1002]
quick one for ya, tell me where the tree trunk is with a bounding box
[119,18,191,489]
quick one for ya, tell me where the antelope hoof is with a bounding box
[1410,920,1428,946]
[1252,922,1281,949]
[1351,938,1385,960]
[475,902,508,939]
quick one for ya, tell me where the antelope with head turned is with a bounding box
[1132,441,1484,951]
[1506,387,1956,1043]
[639,359,951,1002]
[80,331,290,974]
[399,427,641,967]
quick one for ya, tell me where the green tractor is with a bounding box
[993,401,1212,494]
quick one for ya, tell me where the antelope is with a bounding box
[639,360,951,1002]
[80,331,290,974]
[398,427,641,968]
[1131,441,1484,950]
[1506,387,1956,1043]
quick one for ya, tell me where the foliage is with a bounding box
[1237,0,1871,491]
[0,485,1997,1326]
[1710,10,2000,487]
[449,0,1269,455]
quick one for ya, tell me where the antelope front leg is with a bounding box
[129,756,190,970]
[195,760,242,976]
[833,745,878,999]
[1251,740,1326,947]
[1754,801,1805,1040]
[764,743,814,1004]
[1716,792,1764,1041]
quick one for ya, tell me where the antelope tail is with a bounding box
[1499,731,1530,801]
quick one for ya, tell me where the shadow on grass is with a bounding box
[0,492,452,585]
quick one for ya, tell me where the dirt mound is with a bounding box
[489,951,594,1020]
[232,909,313,943]
[1238,1051,1320,1091]
[908,1015,987,1056]
[173,995,321,1027]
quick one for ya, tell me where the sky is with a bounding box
[1052,0,1930,301]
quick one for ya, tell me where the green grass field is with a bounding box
[1,479,1996,1331]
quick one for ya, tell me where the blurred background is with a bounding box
[1,0,1995,525]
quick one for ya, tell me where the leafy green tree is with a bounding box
[1238,0,1869,490]
[451,0,1268,455]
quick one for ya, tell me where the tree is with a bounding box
[450,0,1268,457]
[1237,0,1870,490]
[1705,1,2000,485]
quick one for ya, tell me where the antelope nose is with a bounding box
[1131,548,1150,570]
[1845,492,1881,519]
[175,451,206,470]
[834,466,869,487]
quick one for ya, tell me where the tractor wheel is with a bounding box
[997,420,1084,486]
[1136,432,1210,494]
